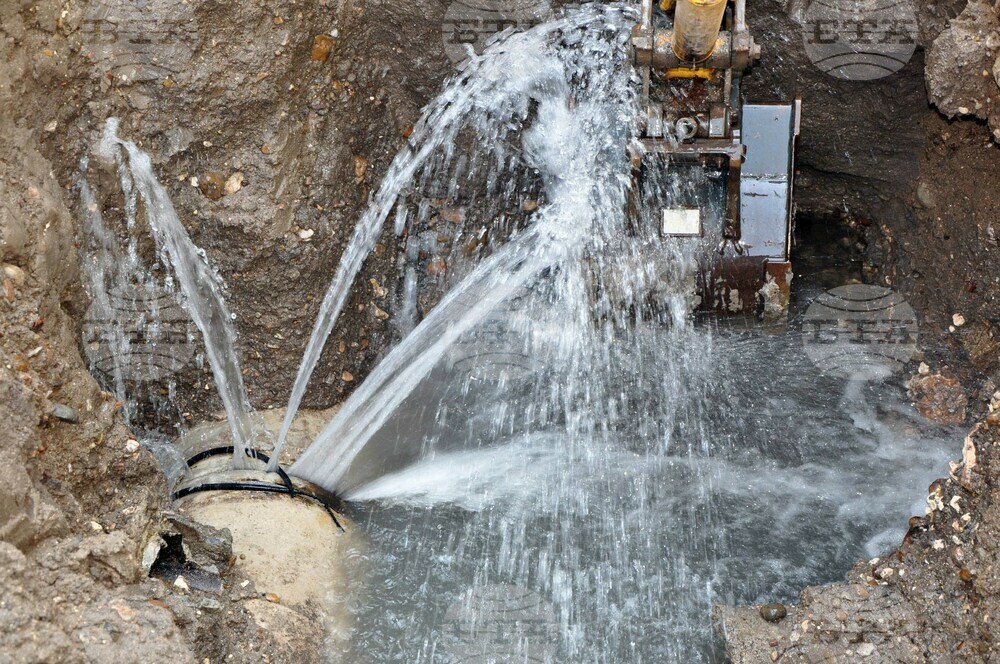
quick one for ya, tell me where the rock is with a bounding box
[127,91,152,111]
[2,263,25,285]
[49,403,79,423]
[372,304,389,321]
[759,603,787,622]
[74,531,141,583]
[953,313,966,327]
[369,278,387,298]
[353,155,368,183]
[342,371,354,382]
[109,599,136,622]
[960,321,1000,372]
[199,598,222,612]
[906,372,968,424]
[297,228,314,240]
[162,512,233,569]
[311,34,336,62]
[173,576,190,592]
[856,642,875,657]
[198,172,226,200]
[916,182,936,208]
[926,0,1000,143]
[141,537,164,575]
[162,127,194,159]
[224,171,243,195]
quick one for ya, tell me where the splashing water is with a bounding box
[270,6,961,663]
[78,170,194,483]
[86,119,258,469]
[78,169,134,411]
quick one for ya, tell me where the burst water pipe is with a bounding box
[170,445,364,650]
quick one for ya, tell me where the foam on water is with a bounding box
[330,330,956,662]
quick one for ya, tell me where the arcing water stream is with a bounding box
[82,119,259,470]
[76,5,959,662]
[267,8,637,472]
[291,10,639,492]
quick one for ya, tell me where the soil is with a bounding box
[1,0,1000,661]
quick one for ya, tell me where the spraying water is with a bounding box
[268,8,638,470]
[268,6,959,663]
[78,168,134,411]
[78,169,194,482]
[291,4,721,497]
[88,119,258,469]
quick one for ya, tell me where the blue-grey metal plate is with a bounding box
[740,103,797,259]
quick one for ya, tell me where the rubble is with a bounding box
[926,0,1000,143]
[906,371,969,424]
